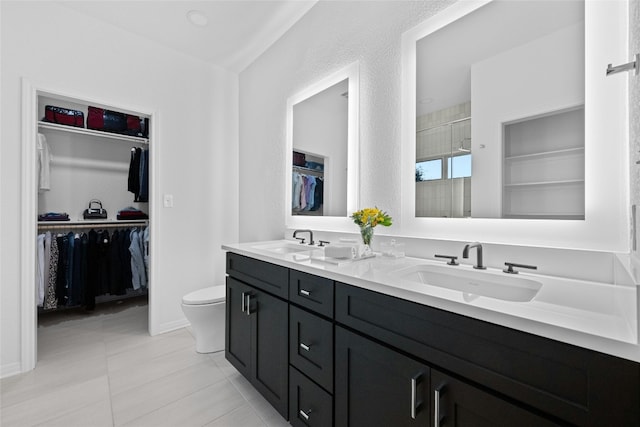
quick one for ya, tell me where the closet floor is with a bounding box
[1,300,288,427]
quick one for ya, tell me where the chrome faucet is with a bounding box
[293,229,314,245]
[462,242,486,269]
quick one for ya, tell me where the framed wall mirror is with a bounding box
[401,0,630,250]
[415,0,585,219]
[285,62,360,229]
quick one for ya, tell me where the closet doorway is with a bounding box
[20,82,157,372]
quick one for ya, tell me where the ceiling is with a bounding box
[58,1,318,73]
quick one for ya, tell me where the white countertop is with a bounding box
[222,240,640,362]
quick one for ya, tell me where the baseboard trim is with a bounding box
[1,362,23,379]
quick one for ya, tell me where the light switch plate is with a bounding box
[163,194,174,208]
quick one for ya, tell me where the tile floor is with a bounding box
[0,299,290,427]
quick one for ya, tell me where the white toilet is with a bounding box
[181,286,226,353]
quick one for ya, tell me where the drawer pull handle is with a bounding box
[245,293,251,316]
[299,342,311,352]
[434,387,443,427]
[241,292,246,313]
[411,372,423,420]
[300,289,311,296]
[299,409,311,420]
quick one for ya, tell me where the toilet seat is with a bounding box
[182,286,225,305]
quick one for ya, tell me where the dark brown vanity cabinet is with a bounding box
[225,254,289,418]
[226,252,640,427]
[335,282,640,427]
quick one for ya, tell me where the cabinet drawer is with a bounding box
[226,252,288,299]
[289,270,334,318]
[290,366,333,427]
[335,282,640,427]
[290,305,333,392]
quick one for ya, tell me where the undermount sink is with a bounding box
[396,264,542,302]
[251,241,315,255]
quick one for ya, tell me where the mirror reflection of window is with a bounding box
[415,0,584,219]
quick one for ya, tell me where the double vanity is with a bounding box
[223,240,640,427]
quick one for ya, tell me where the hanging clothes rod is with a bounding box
[606,54,639,76]
[37,221,148,230]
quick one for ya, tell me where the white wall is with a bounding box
[631,0,640,263]
[0,1,239,377]
[471,23,584,217]
[239,0,452,242]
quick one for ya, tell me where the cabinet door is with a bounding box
[251,288,289,418]
[225,277,252,378]
[335,327,430,427]
[432,370,559,427]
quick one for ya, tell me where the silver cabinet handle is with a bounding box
[299,409,311,420]
[434,387,442,427]
[241,292,246,313]
[299,342,311,351]
[245,293,251,316]
[300,289,311,296]
[411,373,423,419]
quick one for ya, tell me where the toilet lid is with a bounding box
[182,286,225,305]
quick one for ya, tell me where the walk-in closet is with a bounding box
[35,92,152,361]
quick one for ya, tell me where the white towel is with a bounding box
[325,245,356,259]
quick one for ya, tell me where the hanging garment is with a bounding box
[109,230,127,295]
[138,149,149,202]
[312,178,324,211]
[55,234,68,306]
[128,147,141,200]
[129,228,147,290]
[120,229,133,290]
[43,232,52,305]
[45,236,59,309]
[37,234,45,307]
[97,230,111,295]
[85,230,98,310]
[37,133,51,192]
[303,176,316,211]
[143,226,150,275]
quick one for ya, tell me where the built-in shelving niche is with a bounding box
[502,106,585,220]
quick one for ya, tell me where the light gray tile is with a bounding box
[105,328,194,364]
[247,393,287,424]
[227,371,263,403]
[1,352,107,408]
[205,402,267,427]
[122,378,246,427]
[1,375,110,427]
[111,359,227,425]
[108,344,210,394]
[33,397,113,427]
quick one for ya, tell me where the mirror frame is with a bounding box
[400,0,630,251]
[285,62,360,231]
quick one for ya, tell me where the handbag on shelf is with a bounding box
[87,106,146,137]
[43,106,84,128]
[83,199,108,220]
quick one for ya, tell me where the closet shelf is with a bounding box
[293,165,324,176]
[505,146,584,161]
[504,179,585,188]
[38,121,149,144]
[38,219,148,230]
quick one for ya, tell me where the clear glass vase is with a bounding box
[359,225,374,246]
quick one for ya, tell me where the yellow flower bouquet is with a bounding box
[350,207,392,246]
